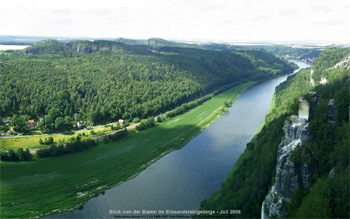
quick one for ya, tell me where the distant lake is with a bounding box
[49,60,310,218]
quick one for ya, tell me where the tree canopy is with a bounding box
[0,40,293,133]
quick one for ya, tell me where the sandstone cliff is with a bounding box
[262,92,318,218]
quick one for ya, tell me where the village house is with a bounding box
[118,119,125,126]
[77,121,85,128]
[28,119,35,128]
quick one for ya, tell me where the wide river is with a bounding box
[50,60,310,218]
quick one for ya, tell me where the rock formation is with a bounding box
[327,99,337,130]
[327,56,350,70]
[261,92,318,219]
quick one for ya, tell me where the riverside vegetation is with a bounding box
[197,47,349,218]
[0,39,294,218]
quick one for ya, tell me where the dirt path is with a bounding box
[89,123,139,142]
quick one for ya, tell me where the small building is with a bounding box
[77,121,84,128]
[1,118,9,124]
[28,120,35,128]
[118,119,125,126]
[39,117,44,122]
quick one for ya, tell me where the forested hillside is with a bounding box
[197,47,349,218]
[109,38,323,61]
[261,45,322,60]
[0,40,292,133]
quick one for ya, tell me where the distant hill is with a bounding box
[0,39,293,128]
[0,35,330,62]
[115,37,145,45]
[112,38,323,61]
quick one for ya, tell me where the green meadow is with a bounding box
[0,125,116,150]
[0,81,254,218]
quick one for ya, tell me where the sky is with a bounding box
[1,0,350,44]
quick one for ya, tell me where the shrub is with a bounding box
[1,148,32,161]
[132,117,140,123]
[136,117,155,131]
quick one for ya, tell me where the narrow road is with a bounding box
[89,123,139,141]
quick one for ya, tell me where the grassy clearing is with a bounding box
[0,125,116,150]
[0,81,254,219]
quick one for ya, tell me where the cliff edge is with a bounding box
[262,92,318,218]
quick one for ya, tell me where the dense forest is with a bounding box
[197,47,349,218]
[0,39,293,134]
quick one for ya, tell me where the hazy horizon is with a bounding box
[1,35,347,47]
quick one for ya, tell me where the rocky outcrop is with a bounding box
[64,41,78,50]
[22,48,35,55]
[298,98,309,120]
[327,56,350,70]
[64,40,111,54]
[327,99,337,130]
[320,77,327,85]
[262,92,318,219]
[101,47,111,51]
[65,41,94,54]
[310,69,316,86]
[76,47,93,54]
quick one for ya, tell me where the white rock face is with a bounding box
[328,56,350,70]
[261,204,268,219]
[262,92,317,218]
[310,69,316,86]
[261,116,311,218]
[298,98,309,120]
[320,77,327,85]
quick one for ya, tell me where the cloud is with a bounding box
[1,0,350,43]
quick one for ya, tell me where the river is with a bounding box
[49,60,310,218]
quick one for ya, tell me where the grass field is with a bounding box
[0,125,116,150]
[0,81,254,218]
